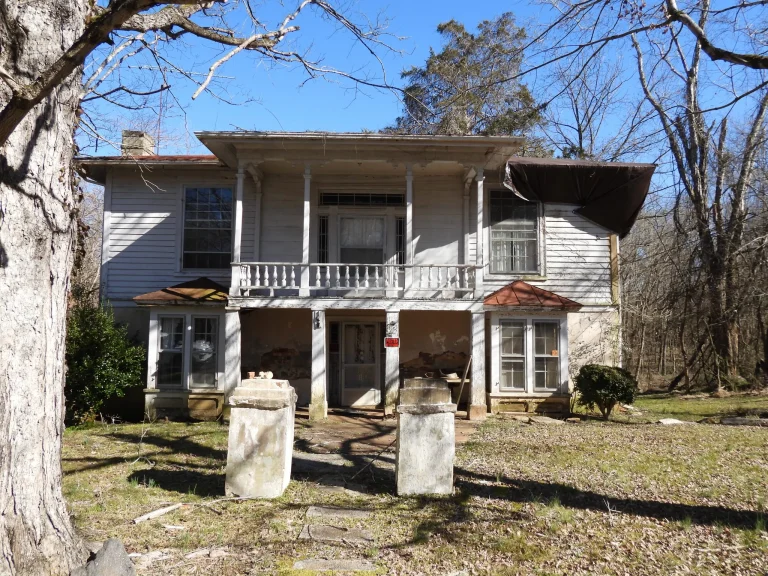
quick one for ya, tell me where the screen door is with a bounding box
[341,322,380,406]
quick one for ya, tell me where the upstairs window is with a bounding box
[340,217,384,265]
[183,187,233,269]
[489,191,538,274]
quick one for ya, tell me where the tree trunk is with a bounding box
[0,1,88,573]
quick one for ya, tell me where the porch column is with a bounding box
[384,310,400,415]
[223,307,242,397]
[475,166,484,292]
[300,164,311,296]
[309,309,327,420]
[469,310,487,420]
[230,165,246,296]
[405,164,414,293]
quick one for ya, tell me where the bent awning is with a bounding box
[133,277,228,306]
[503,157,655,238]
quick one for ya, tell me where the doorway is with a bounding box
[340,322,381,407]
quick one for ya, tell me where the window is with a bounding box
[190,317,218,388]
[534,321,559,390]
[183,187,233,269]
[320,192,404,206]
[395,217,406,267]
[157,317,184,389]
[318,215,329,264]
[339,217,384,265]
[489,191,538,274]
[500,321,526,391]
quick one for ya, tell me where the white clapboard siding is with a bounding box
[106,167,235,299]
[259,175,303,262]
[413,176,463,265]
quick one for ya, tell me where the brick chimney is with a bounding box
[121,130,155,156]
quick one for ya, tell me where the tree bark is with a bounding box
[0,0,88,573]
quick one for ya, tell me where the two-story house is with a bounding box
[78,131,653,421]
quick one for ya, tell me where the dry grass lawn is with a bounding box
[62,393,768,575]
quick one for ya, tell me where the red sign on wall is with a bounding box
[384,337,400,348]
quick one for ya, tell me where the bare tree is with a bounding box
[0,1,397,573]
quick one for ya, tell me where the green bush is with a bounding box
[65,301,145,424]
[574,364,638,420]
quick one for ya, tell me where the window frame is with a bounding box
[486,190,544,277]
[499,320,526,392]
[156,315,186,390]
[491,314,568,395]
[178,184,235,274]
[148,309,225,392]
[533,320,560,392]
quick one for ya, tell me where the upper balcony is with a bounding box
[231,262,478,299]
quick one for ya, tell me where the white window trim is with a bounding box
[148,308,226,392]
[490,312,569,396]
[484,190,546,278]
[176,183,235,276]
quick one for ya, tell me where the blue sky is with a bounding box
[104,1,544,154]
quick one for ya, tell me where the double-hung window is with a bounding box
[489,191,539,274]
[183,187,233,269]
[156,314,220,390]
[500,321,526,391]
[534,321,560,390]
[157,317,184,389]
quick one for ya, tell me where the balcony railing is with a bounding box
[232,262,477,299]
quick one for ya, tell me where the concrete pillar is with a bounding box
[223,307,242,398]
[469,310,487,420]
[225,378,297,498]
[309,309,327,420]
[396,378,456,495]
[384,310,400,415]
[300,164,311,296]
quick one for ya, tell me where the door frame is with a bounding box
[340,321,381,407]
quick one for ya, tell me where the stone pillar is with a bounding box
[384,310,400,415]
[396,378,456,495]
[225,378,297,498]
[309,309,327,420]
[223,307,242,398]
[469,310,487,421]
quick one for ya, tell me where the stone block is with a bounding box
[396,378,456,496]
[225,379,297,498]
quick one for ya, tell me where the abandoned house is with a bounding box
[78,131,654,421]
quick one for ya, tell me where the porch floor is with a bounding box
[292,407,481,487]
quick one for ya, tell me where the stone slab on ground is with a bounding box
[293,559,377,572]
[658,418,696,425]
[307,506,371,519]
[721,417,768,427]
[298,524,374,545]
[528,415,565,425]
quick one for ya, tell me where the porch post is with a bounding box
[300,164,311,297]
[405,164,413,293]
[475,166,485,293]
[310,309,327,420]
[230,165,246,296]
[223,307,242,397]
[384,310,400,415]
[469,310,487,420]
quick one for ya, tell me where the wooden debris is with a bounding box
[133,503,183,524]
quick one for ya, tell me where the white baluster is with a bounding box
[281,265,286,287]
[437,266,442,288]
[419,266,424,289]
[428,266,433,288]
[254,265,260,288]
[345,266,350,288]
[273,265,278,287]
[374,266,380,288]
[355,266,360,289]
[363,266,369,288]
[335,266,341,289]
[315,265,321,288]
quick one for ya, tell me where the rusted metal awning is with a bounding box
[133,277,228,306]
[484,281,582,311]
[504,157,655,238]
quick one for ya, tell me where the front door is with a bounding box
[341,322,380,406]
